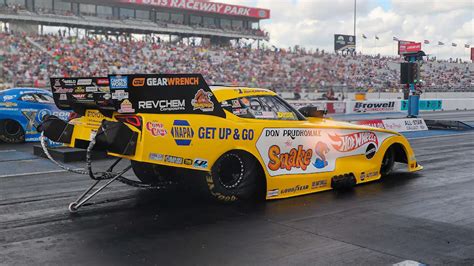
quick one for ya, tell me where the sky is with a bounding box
[221,0,473,60]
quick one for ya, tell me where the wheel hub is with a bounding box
[217,154,244,189]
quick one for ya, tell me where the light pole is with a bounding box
[354,0,357,53]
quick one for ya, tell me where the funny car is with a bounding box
[0,88,70,143]
[39,74,422,208]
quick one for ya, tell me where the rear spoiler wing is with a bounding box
[50,77,114,116]
[50,74,225,118]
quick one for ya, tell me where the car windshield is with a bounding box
[221,95,304,120]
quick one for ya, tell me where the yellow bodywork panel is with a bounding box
[67,87,422,200]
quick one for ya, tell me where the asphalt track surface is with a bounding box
[1,120,474,265]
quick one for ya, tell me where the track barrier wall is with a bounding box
[287,98,474,114]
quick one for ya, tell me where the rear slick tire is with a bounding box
[206,151,261,202]
[0,120,25,143]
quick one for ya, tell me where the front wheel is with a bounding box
[0,120,25,143]
[206,151,263,202]
[380,147,395,177]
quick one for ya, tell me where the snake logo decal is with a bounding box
[313,141,329,169]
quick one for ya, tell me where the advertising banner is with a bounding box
[382,118,428,132]
[401,100,442,111]
[351,118,428,132]
[399,42,422,54]
[353,119,385,129]
[398,40,415,55]
[119,0,270,19]
[334,34,356,53]
[350,100,399,113]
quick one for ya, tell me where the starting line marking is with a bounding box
[0,169,68,178]
[393,260,426,266]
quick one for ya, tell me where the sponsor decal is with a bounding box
[171,120,194,146]
[132,78,145,87]
[138,99,185,112]
[118,99,135,113]
[110,76,128,89]
[267,189,279,197]
[165,155,183,164]
[59,94,67,100]
[149,153,164,161]
[72,94,86,100]
[313,141,329,169]
[77,79,92,86]
[86,86,98,92]
[360,171,378,180]
[146,77,199,86]
[329,132,378,152]
[53,79,61,87]
[21,110,37,130]
[198,127,254,140]
[311,180,327,189]
[97,78,109,85]
[206,175,238,202]
[231,99,241,108]
[62,79,76,86]
[257,128,393,177]
[184,158,193,165]
[54,87,74,93]
[191,89,214,112]
[0,102,17,107]
[232,108,248,115]
[3,95,15,101]
[193,159,208,169]
[253,111,275,119]
[353,101,396,113]
[111,90,129,100]
[146,121,167,137]
[74,86,85,93]
[281,185,309,194]
[277,112,295,119]
[365,144,377,159]
[268,145,313,171]
[221,101,231,107]
[103,93,111,100]
[264,129,321,139]
[98,87,110,93]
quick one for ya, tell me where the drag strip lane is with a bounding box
[1,131,474,265]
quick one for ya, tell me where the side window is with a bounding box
[19,94,37,103]
[221,96,300,120]
[34,94,54,104]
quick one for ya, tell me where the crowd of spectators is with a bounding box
[0,32,472,92]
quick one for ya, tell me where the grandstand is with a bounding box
[0,1,472,94]
[1,32,472,93]
[0,0,270,43]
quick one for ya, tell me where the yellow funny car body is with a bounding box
[41,74,422,203]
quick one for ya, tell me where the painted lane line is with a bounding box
[407,131,474,140]
[0,169,68,178]
[0,150,16,153]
